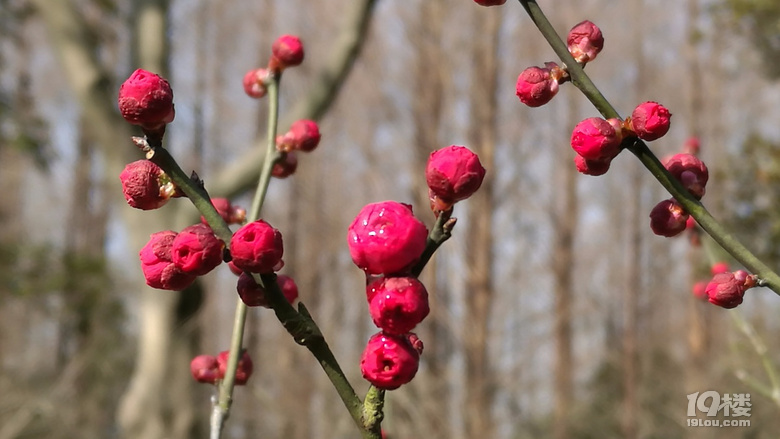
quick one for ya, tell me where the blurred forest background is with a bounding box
[2,0,780,438]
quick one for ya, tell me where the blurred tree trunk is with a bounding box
[551,96,578,439]
[463,8,500,439]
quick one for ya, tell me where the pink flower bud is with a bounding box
[426,145,486,209]
[367,277,430,335]
[567,20,604,64]
[691,281,708,301]
[271,152,298,179]
[705,272,747,309]
[236,273,298,308]
[217,350,254,385]
[242,68,270,99]
[120,160,175,210]
[515,63,560,107]
[347,201,428,275]
[710,262,730,275]
[406,333,424,356]
[270,35,304,70]
[571,117,623,161]
[288,120,322,152]
[630,101,671,141]
[573,154,611,176]
[360,332,420,390]
[200,198,246,226]
[139,231,197,290]
[171,224,224,276]
[118,69,175,130]
[663,153,708,199]
[649,199,688,237]
[230,220,284,273]
[190,354,220,384]
[473,0,506,5]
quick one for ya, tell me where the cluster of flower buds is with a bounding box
[515,21,603,108]
[190,349,254,385]
[273,119,322,178]
[243,35,305,99]
[648,140,709,238]
[139,220,228,290]
[691,262,758,309]
[351,145,485,390]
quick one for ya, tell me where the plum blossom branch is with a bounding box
[516,0,780,294]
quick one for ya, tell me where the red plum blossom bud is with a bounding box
[118,69,175,130]
[406,333,424,356]
[217,350,254,385]
[360,332,420,390]
[567,20,604,64]
[270,35,304,71]
[691,281,708,301]
[711,262,730,275]
[230,220,284,273]
[171,224,224,276]
[426,145,486,210]
[515,63,561,107]
[190,354,220,384]
[200,198,246,226]
[289,120,321,152]
[649,199,688,237]
[242,68,270,99]
[705,272,750,309]
[630,101,671,141]
[236,273,298,308]
[474,0,506,5]
[271,152,298,178]
[368,277,430,335]
[574,154,611,176]
[348,201,428,275]
[663,153,708,199]
[571,117,623,161]
[139,230,197,290]
[120,160,176,210]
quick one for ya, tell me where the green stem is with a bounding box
[362,385,386,438]
[411,209,456,278]
[517,0,780,294]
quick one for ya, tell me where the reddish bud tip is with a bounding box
[515,64,560,107]
[426,145,486,208]
[118,69,175,130]
[271,152,299,178]
[367,277,430,335]
[574,154,612,176]
[571,117,623,161]
[649,199,688,237]
[120,160,173,210]
[705,272,749,309]
[139,231,197,290]
[270,35,304,70]
[630,101,671,141]
[663,153,708,199]
[473,0,507,5]
[360,332,420,390]
[567,20,604,64]
[347,201,428,275]
[242,68,270,99]
[217,350,254,385]
[171,224,224,276]
[230,220,284,273]
[190,354,220,384]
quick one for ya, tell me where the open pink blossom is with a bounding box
[360,332,420,390]
[118,69,175,130]
[347,201,428,275]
